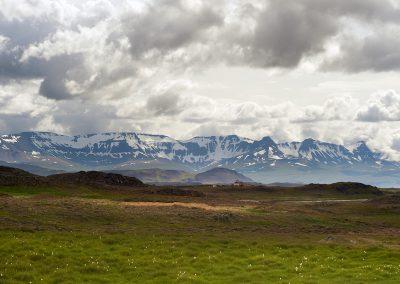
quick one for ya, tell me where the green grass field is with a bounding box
[1,185,400,283]
[1,232,400,283]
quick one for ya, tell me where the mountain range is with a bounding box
[0,131,399,187]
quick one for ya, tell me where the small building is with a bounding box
[233,180,245,187]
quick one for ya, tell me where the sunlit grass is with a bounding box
[0,231,400,283]
[1,185,400,282]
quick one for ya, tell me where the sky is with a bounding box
[1,0,400,159]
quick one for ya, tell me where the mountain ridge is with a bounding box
[1,131,399,187]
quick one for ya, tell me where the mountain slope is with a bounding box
[0,132,256,170]
[108,168,254,185]
[47,171,144,187]
[195,168,254,184]
[0,161,64,176]
[0,165,144,188]
[0,166,46,186]
[0,131,399,186]
[108,169,196,184]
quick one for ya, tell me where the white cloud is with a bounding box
[357,90,400,121]
[293,96,357,122]
[0,80,54,115]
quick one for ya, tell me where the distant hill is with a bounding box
[0,166,144,188]
[266,182,304,187]
[0,166,46,186]
[108,168,196,184]
[110,167,253,185]
[195,168,254,184]
[0,166,384,198]
[0,166,38,177]
[47,171,144,187]
[302,182,383,195]
[0,161,64,176]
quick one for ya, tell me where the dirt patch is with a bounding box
[368,195,400,205]
[284,199,369,204]
[121,201,248,212]
[148,187,205,197]
[239,199,261,203]
[0,192,12,198]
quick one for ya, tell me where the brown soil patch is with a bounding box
[121,201,249,212]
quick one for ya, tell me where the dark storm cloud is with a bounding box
[0,44,82,99]
[146,91,186,116]
[123,0,223,58]
[247,1,337,67]
[0,18,55,80]
[0,16,83,100]
[239,0,400,69]
[38,55,83,100]
[325,33,400,72]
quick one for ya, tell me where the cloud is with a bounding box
[146,92,185,116]
[189,122,233,137]
[245,0,337,68]
[293,96,356,123]
[325,30,400,72]
[1,0,400,102]
[0,13,79,99]
[357,90,400,122]
[123,0,223,58]
[224,0,400,70]
[0,0,137,100]
[0,80,54,115]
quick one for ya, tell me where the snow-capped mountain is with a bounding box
[0,132,258,169]
[0,131,399,186]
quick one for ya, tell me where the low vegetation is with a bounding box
[2,231,400,283]
[0,167,400,282]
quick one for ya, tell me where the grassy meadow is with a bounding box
[0,185,400,283]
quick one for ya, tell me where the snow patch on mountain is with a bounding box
[278,142,301,158]
[0,131,398,176]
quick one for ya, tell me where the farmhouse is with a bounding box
[233,180,245,187]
